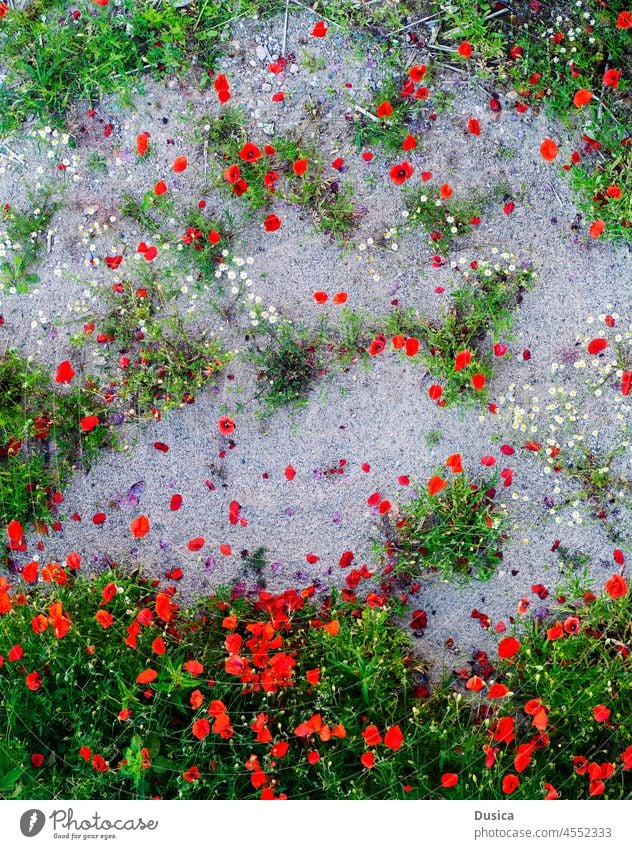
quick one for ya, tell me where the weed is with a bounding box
[403,184,483,253]
[248,320,324,412]
[71,274,230,420]
[0,192,58,292]
[388,470,506,581]
[0,350,113,527]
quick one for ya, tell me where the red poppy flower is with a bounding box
[540,138,558,161]
[95,610,114,629]
[573,88,592,107]
[184,660,204,675]
[603,69,621,88]
[458,41,472,57]
[154,180,167,195]
[622,371,632,396]
[467,117,481,135]
[498,636,520,658]
[192,718,210,740]
[587,337,607,354]
[389,161,414,185]
[502,773,520,794]
[402,134,417,150]
[172,156,188,173]
[311,20,327,37]
[361,751,375,768]
[593,705,611,723]
[26,671,42,691]
[31,753,45,768]
[441,772,459,788]
[454,349,471,371]
[293,158,308,176]
[617,11,631,28]
[383,725,404,751]
[428,384,443,400]
[376,101,393,118]
[136,669,158,685]
[362,725,382,746]
[183,766,200,782]
[440,182,453,199]
[130,515,150,539]
[472,373,485,390]
[136,132,150,156]
[152,637,166,655]
[55,360,76,384]
[79,415,99,433]
[218,416,235,434]
[333,291,348,304]
[239,142,261,163]
[104,255,123,269]
[589,220,605,239]
[605,574,627,599]
[263,213,281,232]
[428,475,448,496]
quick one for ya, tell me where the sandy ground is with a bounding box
[0,10,630,668]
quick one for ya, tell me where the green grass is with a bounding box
[247,320,325,413]
[71,273,231,420]
[0,192,58,292]
[204,111,358,237]
[389,469,506,581]
[392,258,534,406]
[0,0,284,135]
[0,350,113,528]
[403,184,483,253]
[0,566,630,799]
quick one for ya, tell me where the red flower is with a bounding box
[498,636,520,659]
[540,138,558,161]
[441,772,459,788]
[587,337,607,354]
[457,41,473,58]
[218,416,235,435]
[192,718,210,740]
[604,574,627,599]
[154,180,167,195]
[428,475,448,496]
[593,705,610,723]
[573,88,592,107]
[95,610,114,629]
[547,621,563,640]
[183,766,200,782]
[376,101,393,118]
[362,725,382,746]
[92,755,108,772]
[136,669,158,685]
[26,671,42,691]
[184,660,204,675]
[502,773,520,794]
[360,751,375,768]
[384,725,404,751]
[55,360,76,384]
[616,11,631,28]
[293,158,308,176]
[263,213,281,232]
[402,134,417,150]
[389,161,414,185]
[130,515,150,539]
[589,220,605,239]
[440,182,453,199]
[603,69,621,88]
[454,349,471,371]
[311,20,327,37]
[31,753,45,768]
[239,142,261,163]
[467,117,481,135]
[136,133,150,156]
[172,156,188,173]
